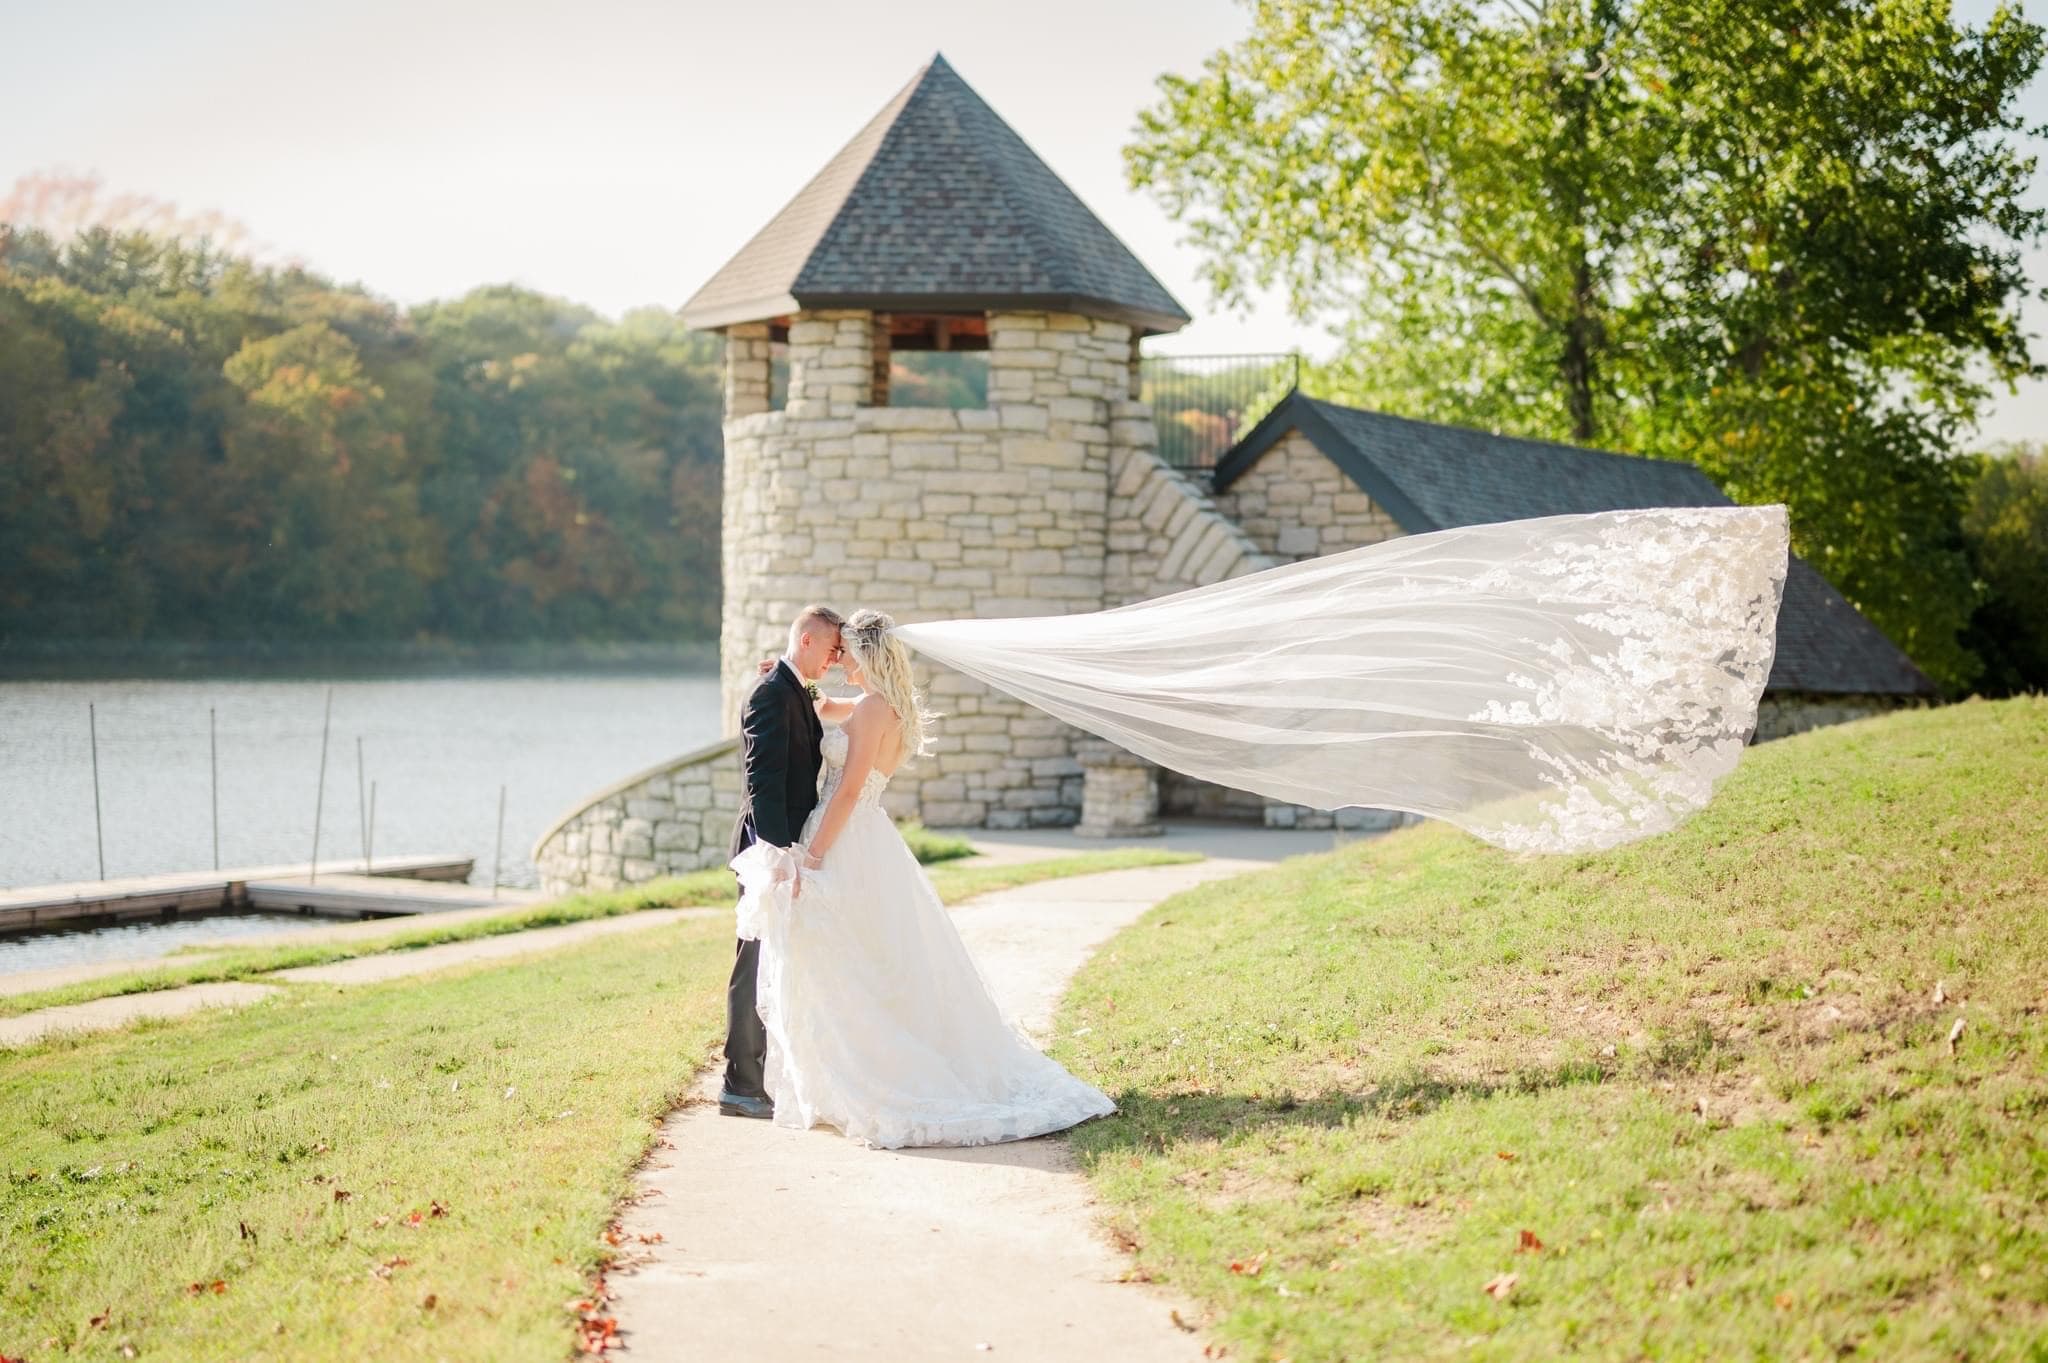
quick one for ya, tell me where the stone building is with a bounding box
[531,55,1934,895]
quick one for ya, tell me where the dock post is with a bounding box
[210,706,220,870]
[309,687,333,884]
[367,780,376,871]
[492,784,507,901]
[356,736,369,873]
[89,702,106,880]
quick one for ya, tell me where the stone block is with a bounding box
[1276,525,1321,557]
[654,821,703,853]
[998,405,1050,432]
[1002,437,1087,469]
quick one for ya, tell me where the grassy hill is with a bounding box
[1056,697,2047,1360]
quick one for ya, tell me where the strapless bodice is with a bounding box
[820,726,891,808]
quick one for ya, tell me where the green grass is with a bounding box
[2,847,1196,1023]
[0,916,735,1362]
[1054,697,2048,1361]
[898,819,976,864]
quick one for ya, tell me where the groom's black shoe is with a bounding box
[717,1088,774,1120]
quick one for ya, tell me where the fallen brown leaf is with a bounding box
[1168,1308,1198,1333]
[1496,1151,1517,1162]
[1516,1230,1544,1254]
[429,1200,449,1218]
[602,1225,626,1247]
[636,1231,664,1244]
[1483,1273,1518,1300]
[402,1210,425,1229]
[1947,1016,1966,1054]
[1203,1346,1230,1360]
[239,1220,256,1242]
[1774,1291,1796,1311]
[372,1215,390,1229]
[1228,1251,1268,1276]
[89,1308,112,1330]
[575,1314,619,1354]
[421,1292,438,1310]
[332,1188,351,1204]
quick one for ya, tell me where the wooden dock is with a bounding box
[244,873,539,916]
[0,855,481,932]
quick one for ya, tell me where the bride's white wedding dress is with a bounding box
[730,727,1115,1149]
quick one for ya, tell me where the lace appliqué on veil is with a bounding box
[1463,507,1786,852]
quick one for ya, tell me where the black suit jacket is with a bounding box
[729,661,824,859]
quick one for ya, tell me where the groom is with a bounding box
[719,603,844,1119]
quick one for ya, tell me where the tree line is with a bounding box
[0,222,725,657]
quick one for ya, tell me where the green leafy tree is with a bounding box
[0,206,726,655]
[1129,0,2046,690]
[1960,443,2048,695]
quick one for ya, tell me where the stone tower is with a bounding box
[681,54,1199,829]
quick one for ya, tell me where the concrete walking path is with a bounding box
[0,981,281,1048]
[604,854,1282,1362]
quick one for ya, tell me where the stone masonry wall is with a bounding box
[532,739,742,895]
[719,309,1132,828]
[1104,422,1276,603]
[1213,429,1404,561]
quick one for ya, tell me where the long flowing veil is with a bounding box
[893,505,1790,854]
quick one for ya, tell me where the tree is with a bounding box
[1960,442,2048,695]
[0,210,727,654]
[1128,0,2045,690]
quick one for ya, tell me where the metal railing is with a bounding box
[1138,352,1301,472]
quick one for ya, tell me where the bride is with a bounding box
[731,608,1115,1150]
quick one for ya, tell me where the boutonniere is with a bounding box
[804,681,820,701]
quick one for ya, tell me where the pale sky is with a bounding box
[4,0,2042,445]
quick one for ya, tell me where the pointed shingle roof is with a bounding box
[681,55,1190,335]
[1218,394,1938,699]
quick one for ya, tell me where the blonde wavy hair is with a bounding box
[841,608,934,762]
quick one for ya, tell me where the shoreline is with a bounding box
[0,638,720,681]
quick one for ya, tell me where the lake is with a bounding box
[0,671,724,893]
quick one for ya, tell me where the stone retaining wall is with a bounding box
[532,738,742,896]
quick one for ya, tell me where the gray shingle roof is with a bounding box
[1216,394,1937,698]
[680,55,1190,335]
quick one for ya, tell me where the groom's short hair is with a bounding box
[789,604,844,650]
